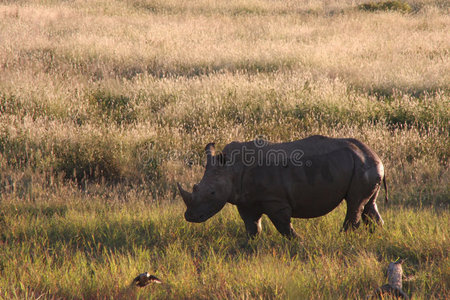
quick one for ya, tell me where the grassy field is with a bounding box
[0,0,449,298]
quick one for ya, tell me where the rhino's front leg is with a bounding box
[267,207,298,239]
[237,205,263,238]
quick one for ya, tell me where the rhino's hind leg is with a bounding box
[237,205,263,238]
[342,186,372,231]
[362,188,384,229]
[343,191,379,232]
[342,203,363,232]
[343,164,385,232]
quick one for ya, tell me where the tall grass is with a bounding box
[0,194,448,299]
[0,0,449,298]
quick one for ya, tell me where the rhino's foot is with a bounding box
[285,226,299,239]
[342,219,361,232]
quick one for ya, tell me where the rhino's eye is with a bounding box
[210,191,215,195]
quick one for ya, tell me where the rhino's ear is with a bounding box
[205,143,215,165]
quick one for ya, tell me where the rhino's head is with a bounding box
[178,143,232,223]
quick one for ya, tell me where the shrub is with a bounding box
[53,137,123,183]
[89,90,137,125]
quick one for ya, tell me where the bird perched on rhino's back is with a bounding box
[132,272,162,287]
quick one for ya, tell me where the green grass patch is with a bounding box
[0,198,448,299]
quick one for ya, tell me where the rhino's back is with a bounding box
[226,135,382,218]
[224,135,381,168]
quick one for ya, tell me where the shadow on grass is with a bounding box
[365,85,448,100]
[0,203,68,220]
[46,219,164,256]
[28,280,168,300]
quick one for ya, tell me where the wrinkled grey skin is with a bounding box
[178,135,387,238]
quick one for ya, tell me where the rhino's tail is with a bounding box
[383,176,389,203]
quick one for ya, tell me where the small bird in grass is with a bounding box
[368,258,409,299]
[132,272,162,287]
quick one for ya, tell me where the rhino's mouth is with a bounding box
[184,211,214,223]
[184,202,225,223]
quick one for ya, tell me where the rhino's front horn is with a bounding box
[177,183,192,206]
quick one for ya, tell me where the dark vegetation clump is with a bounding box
[89,90,137,125]
[358,1,412,13]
